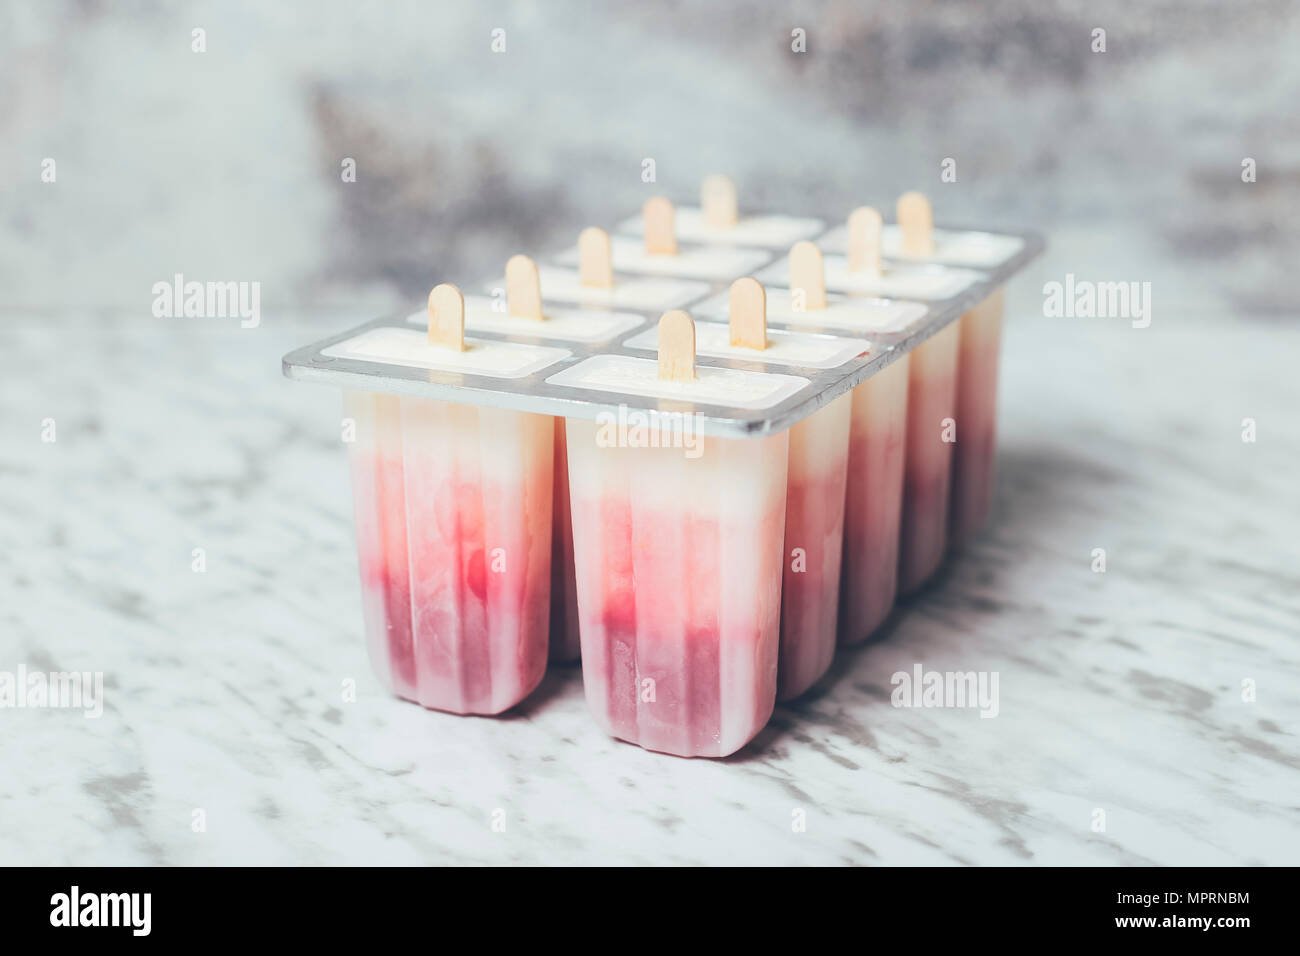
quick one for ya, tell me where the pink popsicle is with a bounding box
[346,391,552,715]
[838,355,910,643]
[950,287,1006,548]
[898,321,961,595]
[567,419,788,757]
[549,419,581,661]
[777,395,851,699]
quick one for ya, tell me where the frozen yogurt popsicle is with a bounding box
[822,193,1013,551]
[617,290,865,693]
[888,196,962,593]
[721,278,852,701]
[875,194,1014,550]
[504,254,584,661]
[398,252,645,661]
[896,321,958,594]
[949,285,1005,547]
[549,417,580,661]
[783,240,913,642]
[557,311,796,757]
[816,192,1014,553]
[339,285,555,713]
[864,193,1013,549]
[840,355,910,640]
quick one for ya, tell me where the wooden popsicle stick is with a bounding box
[578,226,614,288]
[506,253,544,319]
[847,206,883,275]
[657,309,695,382]
[427,283,465,351]
[897,191,935,256]
[701,173,738,229]
[788,240,827,310]
[728,277,766,350]
[643,196,677,255]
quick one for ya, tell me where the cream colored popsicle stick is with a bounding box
[847,206,883,275]
[789,240,827,311]
[701,173,738,229]
[506,254,544,319]
[578,227,614,288]
[643,196,677,255]
[657,309,695,382]
[728,277,766,350]
[897,191,935,256]
[427,283,465,351]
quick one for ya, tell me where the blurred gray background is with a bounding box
[2,0,1297,319]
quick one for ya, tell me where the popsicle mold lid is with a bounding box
[403,293,645,345]
[556,195,782,280]
[553,234,773,281]
[616,206,825,249]
[323,325,570,379]
[283,190,1044,439]
[546,354,809,410]
[479,265,711,312]
[819,222,1026,270]
[287,308,854,437]
[619,321,870,370]
[817,193,1025,271]
[755,253,985,302]
[690,287,929,336]
[615,175,823,249]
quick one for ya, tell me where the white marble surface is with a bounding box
[1,289,1298,866]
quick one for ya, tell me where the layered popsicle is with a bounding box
[549,416,580,661]
[720,279,853,700]
[336,286,559,713]
[629,278,862,700]
[840,355,911,640]
[458,246,651,661]
[950,286,1006,546]
[779,392,851,696]
[777,239,916,641]
[896,318,960,594]
[819,194,1022,549]
[501,252,585,663]
[279,176,1044,753]
[801,200,965,596]
[553,313,807,756]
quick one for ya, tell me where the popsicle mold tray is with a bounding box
[283,219,1043,440]
[282,196,1044,755]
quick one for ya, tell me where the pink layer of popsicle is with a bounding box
[566,420,788,758]
[347,395,552,715]
[777,397,851,701]
[898,321,961,595]
[950,288,1006,548]
[573,500,785,757]
[839,356,910,643]
[549,420,581,661]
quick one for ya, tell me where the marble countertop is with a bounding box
[2,292,1297,866]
